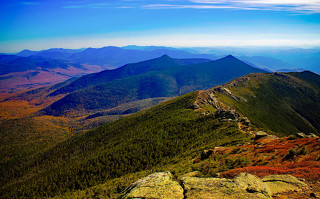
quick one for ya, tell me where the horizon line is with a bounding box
[2,44,320,54]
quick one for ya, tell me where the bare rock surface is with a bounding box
[121,172,308,199]
[182,172,272,199]
[120,171,184,199]
[262,174,308,195]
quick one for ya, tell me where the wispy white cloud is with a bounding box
[143,0,320,13]
[21,2,38,5]
[142,4,236,9]
[5,1,39,7]
[63,3,113,9]
[62,0,137,9]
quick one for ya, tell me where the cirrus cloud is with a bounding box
[143,0,320,13]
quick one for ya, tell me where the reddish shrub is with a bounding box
[220,165,320,180]
[258,145,290,153]
[285,161,320,169]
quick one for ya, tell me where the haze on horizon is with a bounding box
[1,0,320,53]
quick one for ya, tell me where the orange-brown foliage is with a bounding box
[220,162,320,181]
[206,137,320,181]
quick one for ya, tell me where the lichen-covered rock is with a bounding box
[181,173,272,199]
[295,132,318,138]
[296,132,307,138]
[255,131,269,139]
[262,174,308,195]
[179,171,200,179]
[234,172,272,198]
[120,172,308,199]
[120,172,184,199]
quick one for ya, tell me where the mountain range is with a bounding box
[36,54,266,116]
[2,46,317,95]
[1,69,319,198]
[189,46,320,73]
[16,46,218,67]
[1,46,320,198]
[0,54,265,175]
[0,47,217,94]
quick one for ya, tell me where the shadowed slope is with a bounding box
[43,55,266,116]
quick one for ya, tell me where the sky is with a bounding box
[0,0,320,53]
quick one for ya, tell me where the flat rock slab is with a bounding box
[262,174,308,195]
[120,171,184,199]
[182,172,272,199]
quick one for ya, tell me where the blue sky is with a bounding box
[1,0,320,52]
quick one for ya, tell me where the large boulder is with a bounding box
[119,171,184,199]
[262,174,308,195]
[181,172,272,199]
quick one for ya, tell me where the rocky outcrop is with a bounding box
[182,172,272,199]
[119,172,184,199]
[254,131,279,140]
[255,131,269,139]
[296,132,319,138]
[262,174,308,195]
[192,85,251,130]
[121,172,308,199]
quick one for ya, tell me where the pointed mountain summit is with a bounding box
[49,54,181,96]
[41,55,266,116]
[159,54,171,58]
[214,54,248,65]
[224,54,237,59]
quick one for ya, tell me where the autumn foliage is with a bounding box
[197,137,320,181]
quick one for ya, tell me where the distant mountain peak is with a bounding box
[20,49,32,52]
[214,55,240,63]
[101,46,119,49]
[160,54,171,58]
[224,55,237,59]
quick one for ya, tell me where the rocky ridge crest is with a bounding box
[192,78,252,132]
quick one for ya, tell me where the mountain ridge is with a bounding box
[2,71,320,198]
[41,54,266,116]
[194,71,320,135]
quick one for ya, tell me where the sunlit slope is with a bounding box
[1,92,251,198]
[203,71,320,135]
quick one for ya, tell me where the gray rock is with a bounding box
[234,172,272,197]
[121,172,308,199]
[262,174,308,195]
[255,131,269,139]
[181,173,272,199]
[296,132,307,138]
[179,171,200,179]
[120,172,184,199]
[308,133,319,138]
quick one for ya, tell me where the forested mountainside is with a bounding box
[1,71,320,198]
